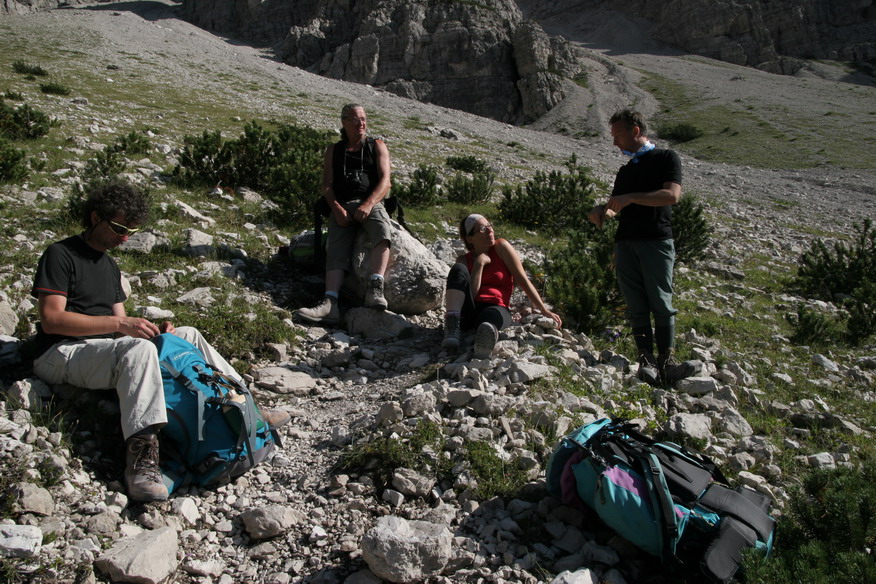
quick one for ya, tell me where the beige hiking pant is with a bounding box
[33,327,241,440]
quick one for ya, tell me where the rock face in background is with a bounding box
[522,0,876,77]
[180,0,580,123]
[0,0,89,13]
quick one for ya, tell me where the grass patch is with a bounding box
[464,440,529,499]
[337,419,450,490]
[640,72,872,170]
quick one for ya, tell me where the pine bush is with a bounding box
[0,102,58,140]
[11,60,47,77]
[546,224,623,334]
[263,123,328,225]
[39,82,71,96]
[173,129,233,188]
[446,170,495,205]
[394,164,440,208]
[446,155,489,174]
[742,465,876,584]
[845,280,876,345]
[110,130,151,156]
[174,121,329,227]
[0,138,28,183]
[790,219,876,345]
[658,122,704,143]
[499,156,601,234]
[672,192,712,265]
[792,219,876,300]
[787,304,842,347]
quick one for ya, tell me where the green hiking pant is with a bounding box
[615,238,677,334]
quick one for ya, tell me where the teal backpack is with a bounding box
[546,418,775,583]
[153,333,279,493]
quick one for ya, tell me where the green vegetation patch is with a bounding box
[641,72,870,170]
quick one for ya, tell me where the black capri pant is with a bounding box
[446,263,512,332]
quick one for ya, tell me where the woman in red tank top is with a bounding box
[442,214,562,358]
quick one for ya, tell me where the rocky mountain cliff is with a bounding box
[7,0,872,120]
[181,0,580,124]
[521,0,876,77]
[177,0,876,122]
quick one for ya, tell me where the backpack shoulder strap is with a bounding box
[159,357,209,442]
[639,451,680,560]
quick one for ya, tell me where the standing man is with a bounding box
[297,103,393,325]
[31,181,289,501]
[588,109,694,386]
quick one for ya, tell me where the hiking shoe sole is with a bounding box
[473,322,498,359]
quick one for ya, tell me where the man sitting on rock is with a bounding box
[30,181,290,502]
[297,103,393,325]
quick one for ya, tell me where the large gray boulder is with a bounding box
[94,527,179,584]
[347,221,447,315]
[361,516,453,584]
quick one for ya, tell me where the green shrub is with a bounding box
[39,81,71,96]
[446,169,495,205]
[173,129,231,188]
[81,148,127,186]
[787,304,843,347]
[173,121,329,227]
[845,280,876,345]
[790,219,876,345]
[0,138,29,183]
[658,122,704,143]
[792,219,876,300]
[546,225,624,334]
[499,156,601,234]
[446,154,489,174]
[0,102,58,140]
[12,60,47,77]
[393,164,440,208]
[742,465,876,584]
[672,192,712,265]
[3,90,24,101]
[110,130,151,155]
[264,123,329,225]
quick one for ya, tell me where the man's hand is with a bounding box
[118,317,161,339]
[605,194,632,214]
[353,200,374,223]
[588,204,616,228]
[332,205,351,227]
[159,321,176,335]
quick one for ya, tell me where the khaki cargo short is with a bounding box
[325,199,392,272]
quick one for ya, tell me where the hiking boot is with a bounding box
[473,322,498,359]
[261,408,292,430]
[637,353,660,387]
[124,432,168,502]
[441,314,461,351]
[658,351,699,386]
[297,296,340,325]
[364,278,388,310]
